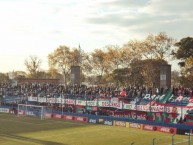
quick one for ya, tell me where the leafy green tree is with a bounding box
[173,37,193,87]
[174,37,193,67]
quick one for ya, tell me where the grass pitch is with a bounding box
[0,113,191,145]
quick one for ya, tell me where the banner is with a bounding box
[128,123,141,129]
[114,121,126,127]
[86,101,97,106]
[28,96,37,102]
[88,118,97,123]
[143,124,157,131]
[104,120,113,126]
[76,100,86,106]
[0,108,9,113]
[27,96,193,114]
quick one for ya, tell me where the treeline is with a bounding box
[0,32,193,87]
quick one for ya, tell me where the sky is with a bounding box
[0,0,193,73]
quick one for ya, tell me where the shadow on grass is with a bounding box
[0,134,67,145]
[0,114,90,135]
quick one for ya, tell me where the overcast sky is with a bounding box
[0,0,192,73]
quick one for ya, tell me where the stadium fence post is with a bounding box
[152,138,156,145]
[40,106,43,120]
[135,98,137,119]
[172,134,174,145]
[61,93,63,115]
[181,100,183,119]
[17,104,19,116]
[188,129,191,145]
[25,102,27,115]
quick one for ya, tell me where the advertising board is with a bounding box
[52,114,62,119]
[74,116,88,122]
[104,120,113,126]
[128,123,141,129]
[114,121,126,127]
[0,108,9,113]
[88,118,97,123]
[143,124,157,131]
[64,115,74,120]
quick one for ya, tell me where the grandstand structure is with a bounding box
[0,78,193,139]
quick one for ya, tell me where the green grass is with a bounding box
[0,113,192,145]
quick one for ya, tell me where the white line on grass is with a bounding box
[0,118,86,126]
[167,139,189,145]
[111,127,188,145]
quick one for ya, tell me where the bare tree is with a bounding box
[24,55,42,78]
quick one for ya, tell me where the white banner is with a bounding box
[76,100,86,106]
[0,108,9,113]
[86,101,97,106]
[38,97,46,103]
[28,96,37,102]
[27,96,193,114]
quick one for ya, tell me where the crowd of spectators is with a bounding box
[1,82,193,101]
[1,82,193,124]
[172,86,193,97]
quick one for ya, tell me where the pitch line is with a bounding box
[0,118,86,126]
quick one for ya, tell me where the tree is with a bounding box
[142,32,175,60]
[171,70,180,87]
[174,37,193,59]
[11,71,26,79]
[24,55,42,78]
[173,37,193,87]
[0,73,9,82]
[111,68,131,86]
[123,40,142,62]
[130,59,168,88]
[48,45,71,84]
[90,49,110,83]
[106,45,122,70]
[47,67,63,79]
[79,51,93,81]
[69,48,81,66]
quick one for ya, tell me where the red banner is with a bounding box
[74,116,88,122]
[45,113,52,118]
[157,126,176,134]
[64,115,74,120]
[143,124,157,131]
[52,114,62,119]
